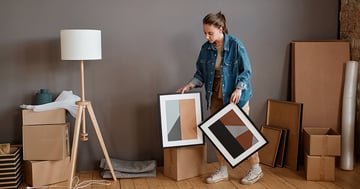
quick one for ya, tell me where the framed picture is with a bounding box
[259,125,283,167]
[266,99,303,170]
[200,103,267,168]
[158,92,203,148]
[276,128,288,167]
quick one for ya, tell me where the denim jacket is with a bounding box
[190,33,252,109]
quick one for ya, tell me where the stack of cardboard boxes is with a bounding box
[303,127,341,181]
[22,109,71,187]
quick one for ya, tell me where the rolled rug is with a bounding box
[340,60,358,170]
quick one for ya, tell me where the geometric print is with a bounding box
[165,99,197,141]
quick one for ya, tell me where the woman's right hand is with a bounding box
[176,83,195,94]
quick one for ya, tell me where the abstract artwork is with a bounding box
[200,103,267,168]
[159,92,203,148]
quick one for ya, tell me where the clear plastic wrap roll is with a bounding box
[340,60,358,170]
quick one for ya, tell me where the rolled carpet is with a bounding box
[340,60,358,170]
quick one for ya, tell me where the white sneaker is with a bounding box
[240,168,263,185]
[206,166,228,184]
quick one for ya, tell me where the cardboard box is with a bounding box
[24,156,70,186]
[23,123,70,160]
[22,109,66,126]
[303,127,341,156]
[305,154,335,181]
[163,145,206,181]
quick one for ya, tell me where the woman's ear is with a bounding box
[219,26,224,33]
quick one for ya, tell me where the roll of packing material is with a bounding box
[340,60,358,170]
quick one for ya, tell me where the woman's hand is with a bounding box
[230,88,242,104]
[176,83,195,94]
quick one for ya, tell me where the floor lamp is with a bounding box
[60,29,116,188]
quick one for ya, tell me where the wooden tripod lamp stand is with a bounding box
[60,29,116,188]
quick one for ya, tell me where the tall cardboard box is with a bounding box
[24,156,70,186]
[304,154,335,181]
[22,109,66,126]
[163,145,206,181]
[23,123,70,160]
[303,127,341,156]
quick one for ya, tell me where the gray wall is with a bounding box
[0,0,339,170]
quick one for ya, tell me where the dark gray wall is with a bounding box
[0,0,339,170]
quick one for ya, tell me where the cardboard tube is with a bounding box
[340,60,358,170]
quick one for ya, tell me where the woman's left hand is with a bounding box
[230,88,242,104]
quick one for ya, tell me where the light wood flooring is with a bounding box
[19,161,360,189]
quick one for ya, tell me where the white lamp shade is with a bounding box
[60,29,102,60]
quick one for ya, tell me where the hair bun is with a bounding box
[203,12,228,33]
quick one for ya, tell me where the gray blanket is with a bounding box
[101,169,156,179]
[99,158,156,178]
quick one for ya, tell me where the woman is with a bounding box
[177,12,262,185]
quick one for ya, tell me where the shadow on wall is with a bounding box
[135,102,164,165]
[0,38,65,144]
[21,38,79,90]
[23,38,60,65]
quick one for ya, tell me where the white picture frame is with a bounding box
[158,92,203,148]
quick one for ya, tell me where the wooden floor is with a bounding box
[19,161,360,189]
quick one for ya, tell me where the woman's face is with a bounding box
[203,24,223,44]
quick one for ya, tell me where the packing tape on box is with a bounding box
[321,137,328,155]
[320,157,325,180]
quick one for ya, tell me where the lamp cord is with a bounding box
[25,176,112,189]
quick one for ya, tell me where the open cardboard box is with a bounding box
[22,109,66,126]
[303,127,341,156]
